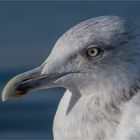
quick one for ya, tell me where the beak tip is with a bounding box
[2,97,7,102]
[1,75,21,102]
[1,88,11,102]
[2,92,8,102]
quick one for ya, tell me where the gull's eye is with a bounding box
[86,47,100,57]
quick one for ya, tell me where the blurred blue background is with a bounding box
[0,1,140,139]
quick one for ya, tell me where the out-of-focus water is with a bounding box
[0,72,64,139]
[1,1,140,140]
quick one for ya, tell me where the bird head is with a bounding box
[2,16,140,104]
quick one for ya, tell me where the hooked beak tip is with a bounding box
[2,88,25,102]
[1,75,24,102]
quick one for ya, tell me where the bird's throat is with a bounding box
[53,90,122,140]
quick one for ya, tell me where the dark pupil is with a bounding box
[90,49,95,54]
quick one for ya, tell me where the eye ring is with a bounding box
[86,47,101,57]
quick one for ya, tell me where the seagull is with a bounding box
[2,15,140,140]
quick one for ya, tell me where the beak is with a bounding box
[2,64,67,101]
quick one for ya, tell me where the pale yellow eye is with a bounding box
[87,47,99,57]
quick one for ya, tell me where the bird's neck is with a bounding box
[53,90,123,140]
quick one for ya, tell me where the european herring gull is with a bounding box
[2,15,140,140]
